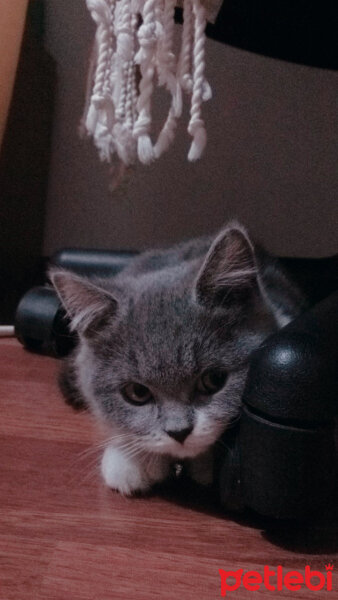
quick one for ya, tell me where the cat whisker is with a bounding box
[121,444,148,461]
[68,447,101,471]
[69,433,137,469]
[143,450,159,472]
[224,413,242,430]
[62,454,101,489]
[118,439,144,452]
[71,438,115,463]
[78,464,101,486]
[72,436,145,471]
[115,439,144,452]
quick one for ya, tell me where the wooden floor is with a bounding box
[0,339,337,599]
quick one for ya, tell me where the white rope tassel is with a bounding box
[116,0,134,61]
[85,0,117,161]
[156,0,179,106]
[177,0,193,94]
[79,42,98,138]
[82,0,212,168]
[153,0,181,159]
[133,0,158,164]
[187,0,208,161]
[113,0,137,164]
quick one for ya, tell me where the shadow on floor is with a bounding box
[152,473,338,555]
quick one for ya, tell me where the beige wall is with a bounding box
[43,0,338,257]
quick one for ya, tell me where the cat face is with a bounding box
[50,224,278,459]
[76,287,271,459]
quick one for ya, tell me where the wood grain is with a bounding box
[0,339,337,599]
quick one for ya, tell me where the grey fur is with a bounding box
[49,222,306,492]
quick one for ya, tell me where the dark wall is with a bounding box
[0,4,55,323]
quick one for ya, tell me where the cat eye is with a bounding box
[196,369,228,395]
[121,383,154,406]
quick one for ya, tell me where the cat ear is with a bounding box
[194,222,258,307]
[49,268,118,335]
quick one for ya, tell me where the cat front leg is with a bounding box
[101,444,171,495]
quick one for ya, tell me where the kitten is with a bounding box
[49,222,306,495]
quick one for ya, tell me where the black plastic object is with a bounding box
[279,255,338,305]
[51,249,137,277]
[219,292,338,519]
[177,1,338,70]
[15,250,137,356]
[15,286,74,356]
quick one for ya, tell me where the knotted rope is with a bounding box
[82,0,215,166]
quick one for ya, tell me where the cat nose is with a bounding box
[166,426,193,444]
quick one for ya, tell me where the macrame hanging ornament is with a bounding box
[81,0,212,166]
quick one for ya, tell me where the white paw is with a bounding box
[101,445,170,496]
[101,446,150,495]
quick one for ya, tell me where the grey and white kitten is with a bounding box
[50,222,306,495]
